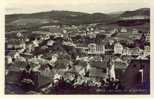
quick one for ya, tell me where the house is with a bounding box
[75,43,89,53]
[49,54,58,65]
[88,43,96,53]
[122,47,131,56]
[6,39,25,50]
[32,39,39,47]
[122,59,150,94]
[47,40,54,46]
[87,32,96,38]
[62,41,76,47]
[7,51,20,60]
[107,60,116,80]
[131,47,143,56]
[110,28,119,34]
[120,27,127,33]
[87,43,105,54]
[143,45,150,56]
[109,39,114,45]
[16,32,23,38]
[114,42,123,55]
[132,28,138,34]
[54,33,64,38]
[105,43,114,54]
[44,34,50,40]
[5,56,13,65]
[145,32,150,42]
[63,29,67,34]
[25,38,30,42]
[25,43,34,53]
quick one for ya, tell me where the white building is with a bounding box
[6,56,13,65]
[131,47,143,56]
[47,40,54,46]
[110,28,118,34]
[88,43,96,53]
[109,62,116,80]
[88,43,105,54]
[14,52,20,59]
[132,28,138,34]
[44,34,50,40]
[144,45,150,56]
[49,54,58,65]
[54,33,64,38]
[122,47,131,55]
[32,39,39,47]
[16,32,23,37]
[114,42,123,54]
[87,32,96,38]
[62,41,76,47]
[120,27,127,33]
[106,59,116,80]
[145,32,150,42]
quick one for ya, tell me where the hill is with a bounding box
[5,8,150,31]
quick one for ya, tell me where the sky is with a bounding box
[5,0,150,14]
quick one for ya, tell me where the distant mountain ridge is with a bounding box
[6,10,114,25]
[120,8,150,17]
[5,8,150,31]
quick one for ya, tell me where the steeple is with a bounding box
[106,57,116,80]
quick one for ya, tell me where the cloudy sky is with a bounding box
[5,0,150,14]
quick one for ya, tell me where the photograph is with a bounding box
[5,0,150,94]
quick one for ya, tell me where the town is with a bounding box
[5,8,150,94]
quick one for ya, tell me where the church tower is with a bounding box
[106,57,116,80]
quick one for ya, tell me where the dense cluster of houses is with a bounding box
[5,24,150,94]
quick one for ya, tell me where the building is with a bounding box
[114,42,123,54]
[88,43,96,54]
[110,28,119,34]
[105,43,114,54]
[120,27,127,33]
[122,59,150,94]
[5,56,13,65]
[87,43,105,54]
[47,40,54,46]
[7,51,20,60]
[32,39,39,47]
[62,41,76,47]
[131,47,143,56]
[6,39,25,50]
[16,32,23,38]
[132,28,138,34]
[144,45,150,56]
[107,60,116,80]
[122,47,131,56]
[145,32,150,42]
[75,44,89,53]
[87,32,96,38]
[54,33,64,38]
